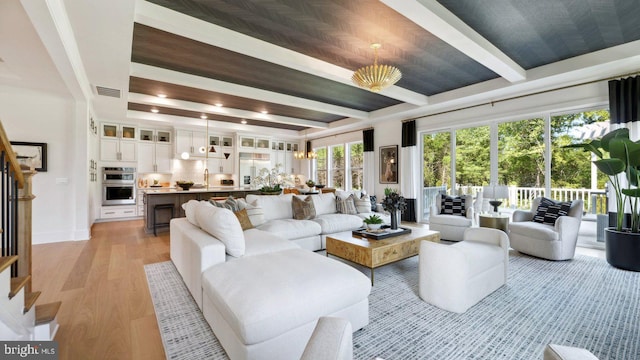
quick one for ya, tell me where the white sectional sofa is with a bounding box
[170,195,375,360]
[246,192,386,250]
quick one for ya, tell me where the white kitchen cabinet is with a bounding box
[138,142,172,173]
[101,138,136,162]
[207,152,235,174]
[271,140,299,174]
[140,128,171,143]
[100,123,137,161]
[176,130,207,157]
[100,205,137,219]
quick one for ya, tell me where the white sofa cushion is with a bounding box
[509,221,559,241]
[196,204,245,257]
[312,193,337,215]
[543,344,599,360]
[182,199,213,227]
[239,229,299,257]
[247,194,294,221]
[313,214,364,234]
[256,219,322,240]
[237,198,265,226]
[429,213,473,227]
[201,248,371,345]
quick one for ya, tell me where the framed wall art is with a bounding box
[380,145,398,184]
[10,141,47,172]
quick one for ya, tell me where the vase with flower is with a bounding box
[382,188,407,230]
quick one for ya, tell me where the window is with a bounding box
[498,117,546,209]
[423,131,451,219]
[330,144,345,189]
[455,126,490,194]
[349,142,364,190]
[315,147,327,186]
[313,141,363,190]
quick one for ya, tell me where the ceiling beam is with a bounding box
[381,0,526,83]
[131,63,369,120]
[128,93,330,129]
[134,0,429,105]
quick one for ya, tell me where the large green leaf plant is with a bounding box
[565,128,640,232]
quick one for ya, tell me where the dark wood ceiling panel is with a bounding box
[438,0,640,69]
[131,23,400,111]
[129,77,343,123]
[145,0,499,96]
[128,102,306,131]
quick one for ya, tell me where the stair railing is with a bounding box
[0,121,25,277]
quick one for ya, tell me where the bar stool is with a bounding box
[153,203,174,236]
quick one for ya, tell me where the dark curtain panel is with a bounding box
[402,120,416,147]
[306,141,312,154]
[401,199,416,222]
[363,129,374,152]
[609,76,640,124]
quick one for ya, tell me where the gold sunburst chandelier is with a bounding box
[352,43,401,92]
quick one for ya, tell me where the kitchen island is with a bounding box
[143,187,261,234]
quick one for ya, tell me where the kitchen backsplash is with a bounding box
[137,159,235,187]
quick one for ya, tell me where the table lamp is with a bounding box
[483,185,508,213]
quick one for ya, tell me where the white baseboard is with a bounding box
[32,229,90,244]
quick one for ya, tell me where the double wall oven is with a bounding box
[102,167,136,205]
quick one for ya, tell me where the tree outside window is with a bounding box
[330,144,345,188]
[315,147,327,185]
[350,142,363,190]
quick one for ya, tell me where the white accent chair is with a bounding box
[419,227,509,313]
[301,317,353,360]
[509,197,583,261]
[428,193,474,241]
[543,344,599,360]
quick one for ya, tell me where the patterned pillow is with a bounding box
[292,196,316,220]
[209,196,241,211]
[533,197,571,225]
[369,195,377,211]
[440,196,466,216]
[236,198,265,226]
[233,208,254,230]
[354,195,372,213]
[336,194,358,215]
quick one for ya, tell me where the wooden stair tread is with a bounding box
[35,301,62,325]
[0,255,18,273]
[23,291,40,313]
[9,275,30,299]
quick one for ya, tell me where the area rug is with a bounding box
[145,253,640,360]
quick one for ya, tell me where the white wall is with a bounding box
[372,120,402,200]
[0,85,90,244]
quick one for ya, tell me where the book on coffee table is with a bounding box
[352,226,411,240]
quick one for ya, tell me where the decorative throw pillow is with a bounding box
[234,208,254,230]
[195,205,245,257]
[292,195,316,220]
[440,195,466,216]
[237,198,265,226]
[533,197,571,225]
[181,199,201,226]
[210,196,241,211]
[369,195,377,211]
[336,194,358,215]
[354,196,372,214]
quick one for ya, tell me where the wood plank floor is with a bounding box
[31,220,604,359]
[32,220,169,360]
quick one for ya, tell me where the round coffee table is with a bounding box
[479,214,510,232]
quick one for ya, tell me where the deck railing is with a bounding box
[0,121,24,276]
[423,185,608,220]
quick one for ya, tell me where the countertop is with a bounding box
[143,186,257,195]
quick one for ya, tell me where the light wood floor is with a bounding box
[31,220,604,360]
[32,220,169,360]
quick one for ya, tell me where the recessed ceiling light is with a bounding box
[260,110,268,114]
[151,108,159,113]
[241,119,247,124]
[200,114,208,119]
[215,103,223,107]
[157,93,167,98]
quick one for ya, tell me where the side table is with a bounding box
[479,214,510,232]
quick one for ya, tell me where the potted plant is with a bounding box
[306,179,316,189]
[382,188,407,230]
[252,164,293,195]
[363,214,384,230]
[565,127,640,271]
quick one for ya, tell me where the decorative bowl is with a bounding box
[367,224,383,230]
[315,184,326,189]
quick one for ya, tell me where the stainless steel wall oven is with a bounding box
[102,167,136,205]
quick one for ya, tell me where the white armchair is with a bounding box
[429,193,474,241]
[509,197,583,261]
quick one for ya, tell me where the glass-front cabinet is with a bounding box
[140,129,171,143]
[102,123,136,140]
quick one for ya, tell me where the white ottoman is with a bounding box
[419,227,509,313]
[202,248,371,360]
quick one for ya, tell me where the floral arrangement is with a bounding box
[382,188,407,213]
[252,164,295,192]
